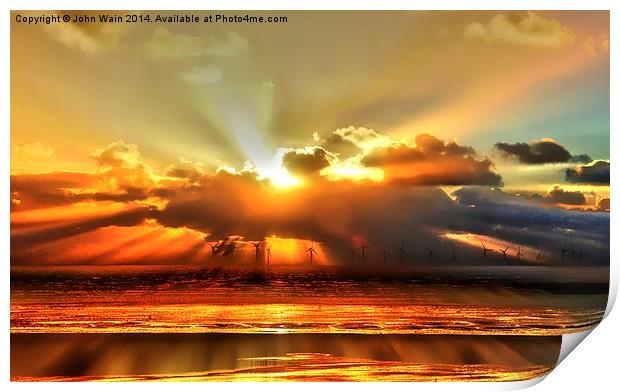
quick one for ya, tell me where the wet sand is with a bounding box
[11,333,560,382]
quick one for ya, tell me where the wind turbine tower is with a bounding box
[306,242,318,265]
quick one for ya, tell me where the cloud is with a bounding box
[164,157,208,183]
[10,171,97,209]
[328,127,393,152]
[464,12,575,47]
[11,141,55,173]
[281,147,335,177]
[44,11,131,53]
[181,65,223,84]
[144,28,248,58]
[544,185,586,205]
[10,138,610,267]
[494,139,591,164]
[155,170,459,252]
[91,140,159,192]
[317,130,362,158]
[565,160,610,184]
[92,140,143,169]
[583,33,610,56]
[11,206,158,254]
[596,198,610,212]
[451,186,608,260]
[361,133,502,186]
[90,141,207,202]
[12,141,54,159]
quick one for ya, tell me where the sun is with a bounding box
[266,167,301,189]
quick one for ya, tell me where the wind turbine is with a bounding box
[559,246,569,264]
[222,237,238,260]
[266,244,272,264]
[360,244,370,264]
[382,248,390,265]
[251,241,262,260]
[481,243,492,259]
[498,246,509,259]
[208,242,218,256]
[426,247,434,262]
[227,243,238,261]
[450,244,457,262]
[396,241,406,264]
[306,242,318,265]
[350,248,357,264]
[516,247,524,263]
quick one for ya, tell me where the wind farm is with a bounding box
[195,231,597,271]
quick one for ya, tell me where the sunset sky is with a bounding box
[10,11,610,266]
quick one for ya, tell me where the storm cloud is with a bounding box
[10,136,609,266]
[565,160,610,184]
[544,185,586,205]
[494,139,591,164]
[362,134,502,186]
[282,147,334,177]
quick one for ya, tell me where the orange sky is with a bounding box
[10,11,609,266]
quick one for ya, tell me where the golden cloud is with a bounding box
[144,28,248,58]
[464,12,575,48]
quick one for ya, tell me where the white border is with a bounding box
[2,1,617,391]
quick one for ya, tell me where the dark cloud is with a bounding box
[164,158,207,183]
[361,134,501,186]
[156,171,459,260]
[544,186,586,205]
[569,154,593,164]
[153,177,609,266]
[565,160,610,184]
[11,206,157,257]
[10,172,97,209]
[320,132,361,159]
[318,127,386,159]
[494,139,590,164]
[11,165,610,266]
[451,186,608,264]
[282,147,333,176]
[10,138,610,267]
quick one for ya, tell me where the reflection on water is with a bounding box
[10,266,606,381]
[10,302,604,335]
[11,334,560,382]
[11,266,607,335]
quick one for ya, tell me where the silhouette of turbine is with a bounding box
[360,244,370,264]
[481,242,492,259]
[266,244,272,264]
[306,242,318,265]
[208,242,218,256]
[350,248,357,264]
[382,248,390,265]
[498,246,509,259]
[426,247,434,262]
[226,241,238,261]
[251,241,262,260]
[516,246,524,262]
[559,245,569,264]
[396,241,406,264]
